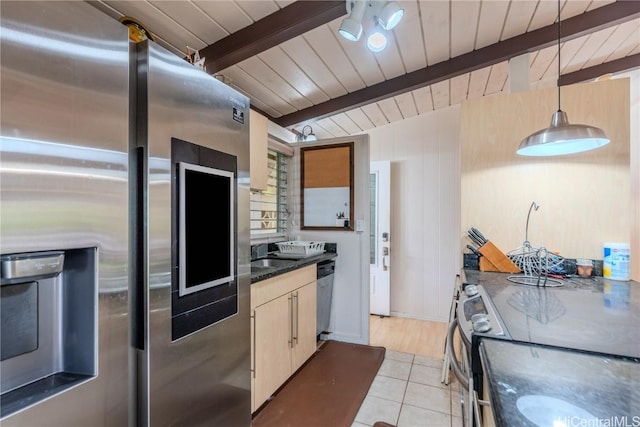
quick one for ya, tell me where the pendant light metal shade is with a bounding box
[517,110,610,156]
[517,0,610,157]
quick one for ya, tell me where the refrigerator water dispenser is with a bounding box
[0,249,97,418]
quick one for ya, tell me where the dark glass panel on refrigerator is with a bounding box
[180,164,233,295]
[171,138,238,341]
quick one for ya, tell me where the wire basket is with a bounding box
[276,241,325,256]
[507,201,564,286]
[508,242,564,276]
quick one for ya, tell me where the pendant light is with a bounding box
[517,0,610,156]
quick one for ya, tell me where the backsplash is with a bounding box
[463,252,604,277]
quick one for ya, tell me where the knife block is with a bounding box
[478,241,521,273]
[479,256,500,272]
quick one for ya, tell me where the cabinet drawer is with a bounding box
[251,265,316,309]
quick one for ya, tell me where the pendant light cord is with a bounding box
[557,0,561,112]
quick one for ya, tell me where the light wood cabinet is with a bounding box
[291,281,317,372]
[249,109,268,191]
[252,293,292,410]
[250,265,317,412]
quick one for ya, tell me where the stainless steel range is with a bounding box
[464,270,640,360]
[447,270,640,426]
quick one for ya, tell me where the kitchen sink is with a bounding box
[251,258,295,269]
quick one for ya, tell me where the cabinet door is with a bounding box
[253,293,292,410]
[249,110,268,191]
[291,281,317,372]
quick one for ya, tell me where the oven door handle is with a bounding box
[446,317,469,390]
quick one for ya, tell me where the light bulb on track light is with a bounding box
[378,1,404,30]
[366,30,387,53]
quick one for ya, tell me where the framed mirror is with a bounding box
[301,142,354,230]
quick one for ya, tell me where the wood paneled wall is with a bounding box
[369,106,461,323]
[460,78,631,263]
[627,70,639,281]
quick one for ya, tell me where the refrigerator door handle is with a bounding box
[133,146,147,351]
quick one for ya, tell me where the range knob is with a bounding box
[472,319,492,333]
[471,313,488,323]
[464,285,478,297]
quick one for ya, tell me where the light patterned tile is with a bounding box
[409,364,449,389]
[413,354,442,368]
[386,350,415,363]
[378,358,412,381]
[403,382,451,414]
[355,395,401,426]
[368,375,408,403]
[397,404,451,427]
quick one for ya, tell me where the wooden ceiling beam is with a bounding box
[274,0,640,128]
[559,53,640,86]
[198,1,346,74]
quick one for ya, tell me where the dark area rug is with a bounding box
[252,340,385,427]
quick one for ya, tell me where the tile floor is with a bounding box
[353,350,462,427]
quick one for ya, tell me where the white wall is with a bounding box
[288,135,371,344]
[367,106,461,323]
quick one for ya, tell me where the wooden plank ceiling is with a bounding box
[92,0,640,140]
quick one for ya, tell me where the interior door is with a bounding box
[370,161,391,316]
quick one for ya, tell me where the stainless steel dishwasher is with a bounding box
[316,259,335,337]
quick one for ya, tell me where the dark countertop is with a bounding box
[480,337,640,427]
[464,269,640,293]
[463,270,640,359]
[250,252,337,283]
[462,270,640,426]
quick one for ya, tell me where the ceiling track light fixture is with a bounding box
[338,0,404,53]
[339,0,367,42]
[296,125,317,142]
[517,0,610,157]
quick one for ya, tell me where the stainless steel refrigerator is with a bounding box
[0,2,251,425]
[131,39,251,427]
